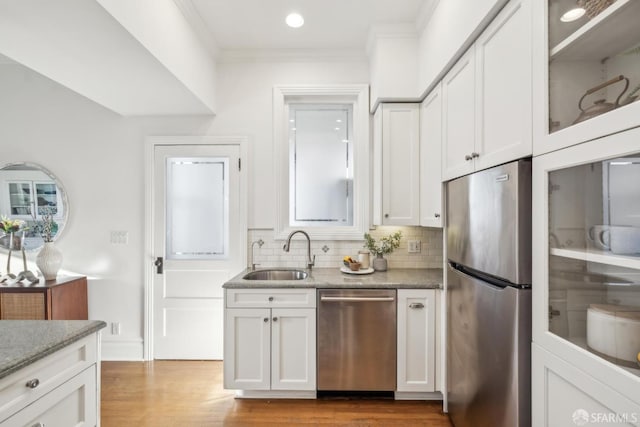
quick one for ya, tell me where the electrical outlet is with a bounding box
[110,231,129,245]
[111,322,121,335]
[408,240,421,253]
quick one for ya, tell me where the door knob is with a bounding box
[471,152,480,158]
[465,154,473,161]
[272,317,278,322]
[434,213,440,218]
[154,257,163,274]
[263,318,269,323]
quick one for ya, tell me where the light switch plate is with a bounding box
[408,240,421,253]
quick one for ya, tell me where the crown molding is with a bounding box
[172,0,219,58]
[217,48,368,64]
[365,23,418,55]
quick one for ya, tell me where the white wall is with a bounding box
[0,58,368,359]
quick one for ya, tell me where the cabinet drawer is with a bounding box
[0,366,97,427]
[0,334,97,423]
[226,289,316,308]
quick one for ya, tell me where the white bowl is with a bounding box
[587,304,640,366]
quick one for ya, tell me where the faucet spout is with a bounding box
[283,230,315,269]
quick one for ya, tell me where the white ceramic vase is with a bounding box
[372,253,387,271]
[36,242,63,281]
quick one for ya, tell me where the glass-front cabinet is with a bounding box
[535,0,640,154]
[533,127,640,424]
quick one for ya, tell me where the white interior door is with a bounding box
[152,143,244,359]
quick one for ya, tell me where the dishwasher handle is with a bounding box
[320,296,395,302]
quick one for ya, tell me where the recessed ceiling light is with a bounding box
[560,7,585,22]
[286,13,304,28]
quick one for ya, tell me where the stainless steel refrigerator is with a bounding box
[446,159,532,427]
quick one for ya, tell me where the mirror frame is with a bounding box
[0,161,70,251]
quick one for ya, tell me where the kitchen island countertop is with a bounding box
[224,267,442,289]
[0,320,106,380]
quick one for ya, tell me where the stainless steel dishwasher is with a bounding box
[317,289,396,391]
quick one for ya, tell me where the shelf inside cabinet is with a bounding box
[550,0,640,61]
[550,247,640,270]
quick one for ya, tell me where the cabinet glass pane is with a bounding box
[8,182,33,216]
[166,158,228,260]
[548,0,640,133]
[35,182,58,216]
[548,152,640,377]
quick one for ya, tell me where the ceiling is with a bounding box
[177,0,430,54]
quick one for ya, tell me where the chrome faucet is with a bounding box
[283,230,315,269]
[250,239,264,270]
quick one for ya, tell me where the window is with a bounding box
[274,85,369,240]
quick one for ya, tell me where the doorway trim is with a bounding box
[144,135,248,360]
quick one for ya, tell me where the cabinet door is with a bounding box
[533,343,640,427]
[420,85,443,227]
[397,289,436,392]
[271,308,316,391]
[381,103,420,225]
[474,0,532,171]
[224,308,270,390]
[0,366,96,427]
[442,48,476,181]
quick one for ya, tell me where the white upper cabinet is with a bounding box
[474,0,532,171]
[442,47,476,181]
[420,84,443,228]
[534,0,640,154]
[442,0,533,182]
[373,103,421,226]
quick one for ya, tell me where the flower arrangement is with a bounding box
[0,216,26,234]
[363,230,403,256]
[39,210,58,243]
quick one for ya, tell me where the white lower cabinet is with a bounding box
[533,343,640,427]
[0,333,100,427]
[224,289,316,394]
[396,289,436,394]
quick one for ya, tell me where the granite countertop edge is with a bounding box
[0,320,107,380]
[223,267,443,289]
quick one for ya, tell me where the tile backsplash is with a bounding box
[247,226,443,270]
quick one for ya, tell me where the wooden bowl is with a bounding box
[348,262,362,271]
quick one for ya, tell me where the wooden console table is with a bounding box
[0,276,88,320]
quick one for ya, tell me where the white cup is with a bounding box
[608,226,640,255]
[587,225,611,251]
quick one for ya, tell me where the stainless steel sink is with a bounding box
[242,269,308,281]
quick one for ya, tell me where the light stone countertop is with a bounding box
[224,267,443,289]
[0,320,106,380]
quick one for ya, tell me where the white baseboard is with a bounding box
[101,338,144,361]
[235,390,316,399]
[394,391,443,401]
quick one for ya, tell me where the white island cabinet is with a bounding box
[0,323,104,427]
[224,288,316,397]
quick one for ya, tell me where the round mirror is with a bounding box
[0,162,69,251]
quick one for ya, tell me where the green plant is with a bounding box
[0,216,26,234]
[363,231,402,256]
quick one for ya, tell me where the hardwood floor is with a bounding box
[101,361,453,427]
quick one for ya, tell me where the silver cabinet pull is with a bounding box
[31,423,44,427]
[268,296,274,302]
[26,378,40,389]
[471,152,480,158]
[321,296,395,302]
[409,303,424,309]
[263,318,269,323]
[272,317,278,322]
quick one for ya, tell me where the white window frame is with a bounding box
[273,84,370,240]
